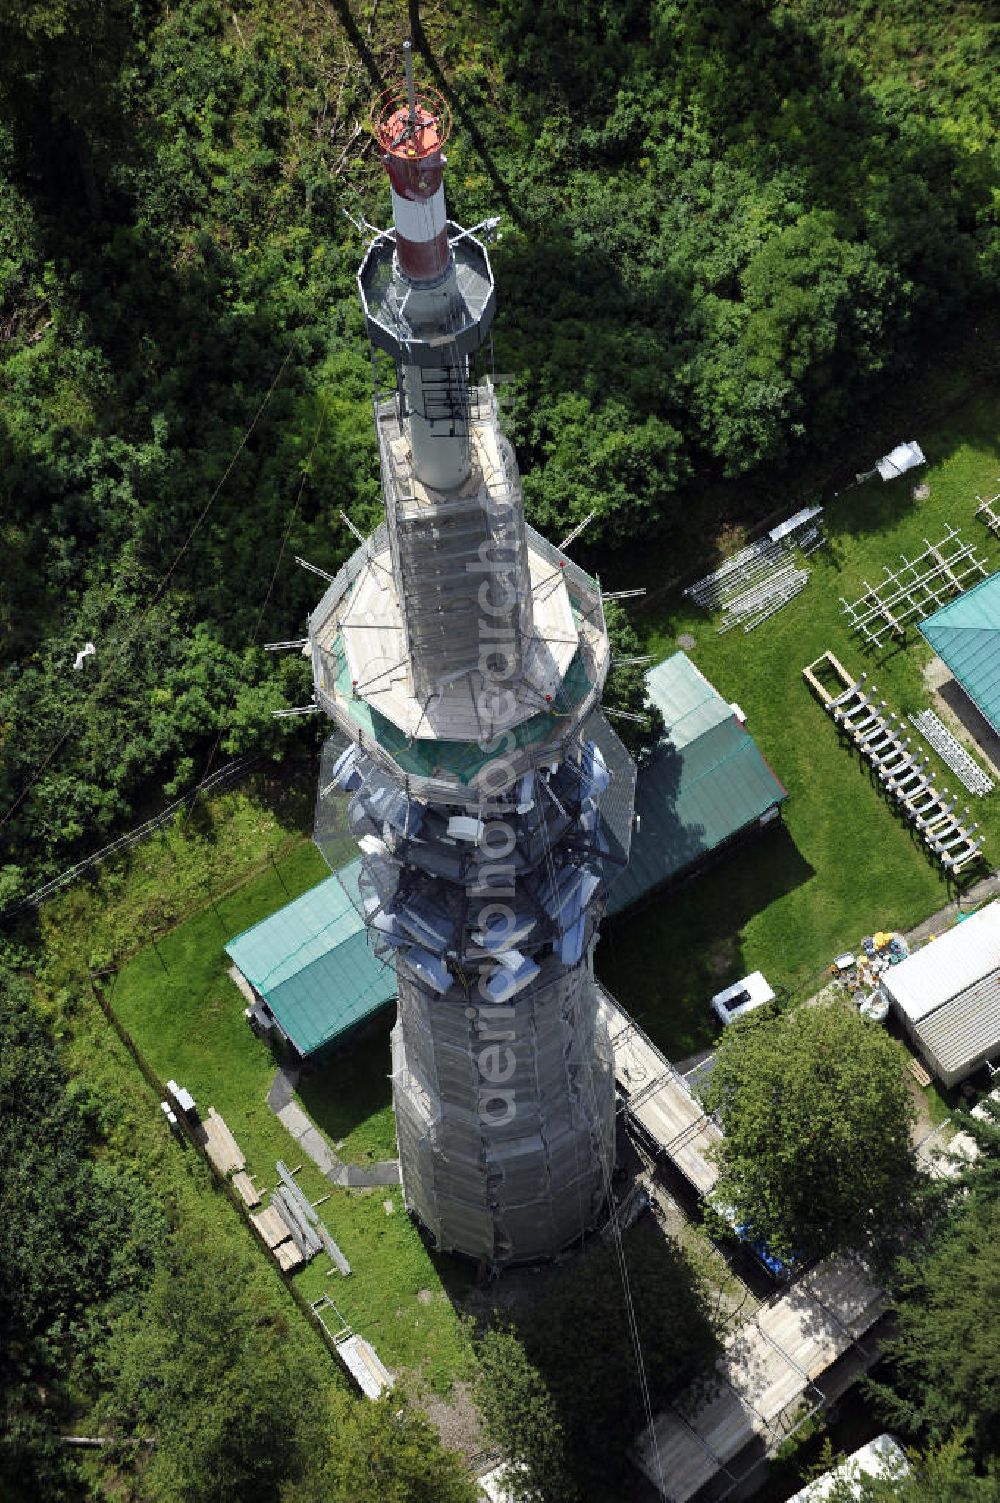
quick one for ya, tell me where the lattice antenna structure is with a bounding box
[839,526,989,648]
[684,505,824,635]
[305,49,637,1266]
[975,485,1000,538]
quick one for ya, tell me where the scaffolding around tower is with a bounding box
[307,46,636,1265]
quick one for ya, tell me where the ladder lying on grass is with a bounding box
[802,652,985,876]
[907,709,994,797]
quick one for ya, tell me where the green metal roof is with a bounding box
[225,861,396,1055]
[607,652,786,914]
[919,573,1000,735]
[644,653,735,748]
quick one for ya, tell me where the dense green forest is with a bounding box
[0,961,480,1501]
[1,0,997,896]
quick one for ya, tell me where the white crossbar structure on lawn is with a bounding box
[839,525,988,647]
[907,708,994,796]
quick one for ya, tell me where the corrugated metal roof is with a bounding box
[645,652,732,749]
[225,862,396,1055]
[919,572,1000,735]
[913,969,1000,1080]
[607,653,786,915]
[881,902,1000,1022]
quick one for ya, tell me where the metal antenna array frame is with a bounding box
[839,525,988,647]
[975,485,1000,537]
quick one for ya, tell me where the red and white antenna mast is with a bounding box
[372,38,453,284]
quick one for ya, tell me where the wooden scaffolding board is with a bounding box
[274,1238,306,1272]
[251,1204,289,1249]
[635,1254,885,1501]
[194,1107,246,1176]
[232,1170,261,1207]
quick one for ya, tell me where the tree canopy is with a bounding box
[0,966,162,1500]
[853,1438,1000,1503]
[703,1000,916,1260]
[1,0,998,895]
[475,1219,721,1502]
[870,1190,1000,1469]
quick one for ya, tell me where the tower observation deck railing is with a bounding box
[308,521,392,643]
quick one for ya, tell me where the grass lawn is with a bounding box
[109,839,473,1393]
[298,1037,399,1164]
[31,772,472,1395]
[596,386,1000,1061]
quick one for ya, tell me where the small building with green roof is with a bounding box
[225,859,396,1057]
[919,572,1000,736]
[607,652,786,915]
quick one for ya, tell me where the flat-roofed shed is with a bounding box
[879,901,1000,1086]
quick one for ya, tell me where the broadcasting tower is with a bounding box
[309,45,635,1264]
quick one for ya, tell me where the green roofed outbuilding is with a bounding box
[607,652,786,915]
[225,860,396,1057]
[919,572,1000,736]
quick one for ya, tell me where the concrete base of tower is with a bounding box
[389,966,616,1265]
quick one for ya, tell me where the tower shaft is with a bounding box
[309,56,636,1265]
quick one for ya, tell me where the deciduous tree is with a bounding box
[703,1002,916,1260]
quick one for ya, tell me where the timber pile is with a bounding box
[194,1107,246,1176]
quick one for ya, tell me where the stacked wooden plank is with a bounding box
[188,1108,351,1278]
[194,1108,246,1176]
[250,1204,288,1249]
[274,1240,306,1272]
[232,1170,261,1207]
